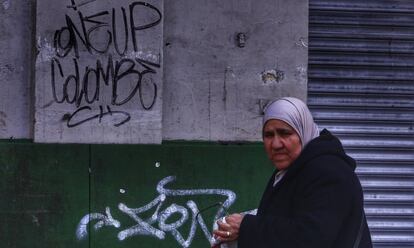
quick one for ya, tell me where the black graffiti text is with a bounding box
[54,1,162,58]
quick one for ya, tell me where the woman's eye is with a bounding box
[279,130,292,136]
[264,132,274,138]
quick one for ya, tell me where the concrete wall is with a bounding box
[163,0,308,141]
[34,0,164,143]
[0,0,308,143]
[0,0,35,139]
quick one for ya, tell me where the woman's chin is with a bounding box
[273,161,289,170]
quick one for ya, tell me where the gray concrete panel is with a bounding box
[0,0,34,139]
[34,0,163,143]
[163,0,308,141]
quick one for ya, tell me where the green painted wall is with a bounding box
[0,141,273,248]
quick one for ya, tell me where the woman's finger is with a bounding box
[217,220,232,230]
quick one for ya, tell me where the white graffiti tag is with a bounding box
[76,207,121,240]
[76,176,236,247]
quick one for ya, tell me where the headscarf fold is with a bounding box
[263,97,319,147]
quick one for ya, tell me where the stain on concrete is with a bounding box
[295,66,307,82]
[2,0,10,10]
[261,69,284,84]
[0,119,6,130]
[0,111,6,130]
[295,37,308,48]
[223,67,234,104]
[36,37,55,64]
[0,63,15,76]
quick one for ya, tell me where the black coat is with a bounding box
[238,129,372,248]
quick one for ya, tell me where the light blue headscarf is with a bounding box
[263,97,320,148]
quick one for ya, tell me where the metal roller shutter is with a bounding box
[308,0,414,247]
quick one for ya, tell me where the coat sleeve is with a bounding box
[238,156,359,248]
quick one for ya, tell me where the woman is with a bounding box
[213,97,372,248]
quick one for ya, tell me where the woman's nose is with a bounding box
[271,136,283,149]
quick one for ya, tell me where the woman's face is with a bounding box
[263,119,302,170]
